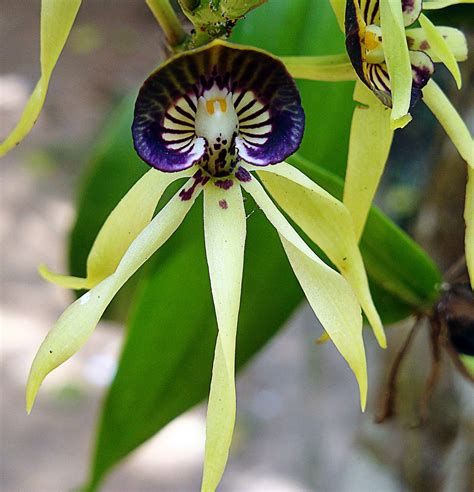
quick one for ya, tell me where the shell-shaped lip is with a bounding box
[132,40,305,173]
[345,0,430,110]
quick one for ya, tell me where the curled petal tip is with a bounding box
[391,113,412,130]
[38,263,90,290]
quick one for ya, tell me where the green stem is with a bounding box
[146,0,187,47]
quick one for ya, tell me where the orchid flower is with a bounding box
[27,40,385,491]
[283,0,473,283]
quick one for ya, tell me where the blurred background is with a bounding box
[1,1,473,491]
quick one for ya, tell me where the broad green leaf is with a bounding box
[0,0,82,156]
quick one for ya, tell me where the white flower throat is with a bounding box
[195,88,240,176]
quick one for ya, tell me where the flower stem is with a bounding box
[146,0,187,47]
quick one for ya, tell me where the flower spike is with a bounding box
[0,0,82,157]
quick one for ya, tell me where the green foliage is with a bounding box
[62,1,442,488]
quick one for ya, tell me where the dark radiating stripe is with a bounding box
[164,113,194,127]
[173,140,195,152]
[239,130,272,138]
[163,135,194,145]
[238,104,270,124]
[183,94,197,113]
[233,90,246,109]
[174,104,196,121]
[160,126,194,135]
[237,98,257,116]
[239,118,272,130]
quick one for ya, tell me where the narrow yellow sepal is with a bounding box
[256,162,386,348]
[466,167,474,288]
[405,27,468,62]
[242,176,368,410]
[0,0,82,157]
[379,0,413,127]
[281,54,357,82]
[422,80,473,168]
[26,178,200,413]
[40,168,195,290]
[418,14,462,89]
[344,82,394,241]
[201,182,246,492]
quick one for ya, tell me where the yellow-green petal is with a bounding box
[281,54,357,82]
[26,178,201,413]
[242,177,368,410]
[201,182,246,492]
[329,0,346,32]
[379,0,413,129]
[344,81,393,240]
[405,27,468,62]
[40,168,195,290]
[418,14,462,89]
[423,0,474,9]
[466,167,474,287]
[0,0,82,157]
[256,161,386,348]
[422,80,473,168]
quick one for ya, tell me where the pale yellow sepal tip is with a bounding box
[26,374,41,415]
[359,373,368,412]
[38,263,91,290]
[391,113,412,130]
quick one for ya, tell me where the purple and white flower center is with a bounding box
[161,82,272,177]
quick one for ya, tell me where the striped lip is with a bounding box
[132,40,305,176]
[345,0,433,109]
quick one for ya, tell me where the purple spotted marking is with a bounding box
[179,170,209,201]
[218,199,228,210]
[214,179,234,190]
[235,167,252,182]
